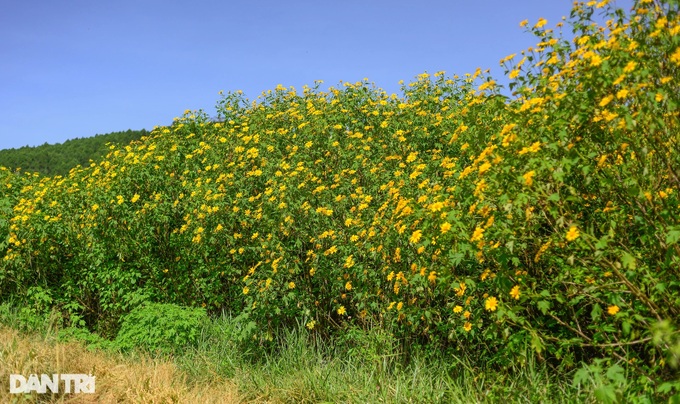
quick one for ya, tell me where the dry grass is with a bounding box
[0,326,241,403]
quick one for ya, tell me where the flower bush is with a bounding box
[1,0,679,393]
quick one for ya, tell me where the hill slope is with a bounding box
[0,129,148,176]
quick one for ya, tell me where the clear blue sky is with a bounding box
[1,0,633,150]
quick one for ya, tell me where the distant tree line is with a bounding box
[0,129,148,176]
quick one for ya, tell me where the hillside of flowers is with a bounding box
[1,0,679,390]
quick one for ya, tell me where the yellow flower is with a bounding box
[500,53,516,63]
[519,19,528,27]
[597,154,608,167]
[519,141,542,155]
[523,171,536,186]
[306,320,316,330]
[670,47,680,65]
[535,18,547,28]
[623,61,637,73]
[470,226,484,242]
[453,305,463,313]
[510,285,521,300]
[456,282,467,297]
[428,271,437,283]
[463,322,473,332]
[397,302,404,311]
[589,54,602,67]
[440,222,452,234]
[464,311,471,319]
[480,269,493,281]
[607,305,620,315]
[478,80,496,92]
[485,296,498,311]
[566,226,580,241]
[613,74,626,85]
[599,95,614,107]
[288,282,296,289]
[337,306,346,315]
[131,194,140,203]
[410,229,423,244]
[478,162,491,175]
[242,286,249,295]
[345,281,352,291]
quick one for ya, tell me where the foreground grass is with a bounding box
[0,325,240,403]
[0,305,605,403]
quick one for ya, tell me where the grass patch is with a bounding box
[0,324,239,403]
[0,302,633,402]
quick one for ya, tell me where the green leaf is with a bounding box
[591,304,602,321]
[594,385,617,404]
[621,252,637,270]
[506,240,515,253]
[657,381,679,394]
[531,332,544,354]
[595,236,609,250]
[537,300,551,315]
[666,227,680,246]
[622,321,631,336]
[572,368,590,387]
[606,364,625,384]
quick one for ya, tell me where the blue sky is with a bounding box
[1,0,633,150]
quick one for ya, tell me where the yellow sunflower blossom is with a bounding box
[510,285,521,300]
[566,226,580,241]
[485,296,498,311]
[535,18,547,28]
[470,226,485,242]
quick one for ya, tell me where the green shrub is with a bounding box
[57,326,117,351]
[114,303,208,355]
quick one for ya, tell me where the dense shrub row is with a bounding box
[1,0,679,394]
